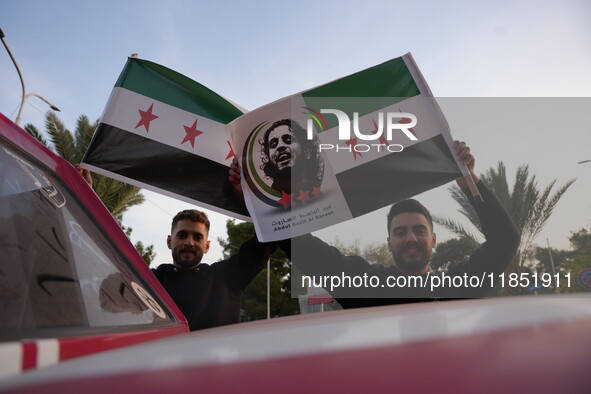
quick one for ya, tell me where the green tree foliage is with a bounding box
[124,227,156,266]
[542,228,591,294]
[25,112,144,220]
[561,228,591,293]
[218,220,299,320]
[135,241,156,267]
[435,162,574,282]
[330,238,393,267]
[430,237,479,272]
[509,228,591,295]
[24,111,155,265]
[533,245,570,274]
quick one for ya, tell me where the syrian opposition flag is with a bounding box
[82,57,249,220]
[227,53,467,241]
[300,53,466,217]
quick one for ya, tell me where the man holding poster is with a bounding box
[85,52,518,309]
[229,141,519,306]
[84,53,474,242]
[226,54,473,242]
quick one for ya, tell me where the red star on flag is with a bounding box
[225,140,235,160]
[312,186,321,198]
[181,119,204,148]
[135,104,158,132]
[346,137,363,160]
[297,189,311,204]
[371,119,389,145]
[278,191,293,210]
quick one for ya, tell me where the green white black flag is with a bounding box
[84,54,465,241]
[227,53,466,241]
[82,57,249,220]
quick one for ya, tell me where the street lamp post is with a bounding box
[1,28,60,125]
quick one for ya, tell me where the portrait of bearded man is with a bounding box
[259,118,323,196]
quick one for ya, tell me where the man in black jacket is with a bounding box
[230,141,520,307]
[151,210,274,330]
[78,168,274,330]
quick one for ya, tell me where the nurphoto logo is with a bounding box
[304,108,418,153]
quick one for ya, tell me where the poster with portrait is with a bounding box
[227,54,465,242]
[227,95,352,242]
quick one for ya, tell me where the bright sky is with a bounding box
[2,0,590,266]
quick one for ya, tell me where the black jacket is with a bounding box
[152,237,273,331]
[281,182,520,308]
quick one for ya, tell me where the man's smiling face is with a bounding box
[387,212,436,274]
[167,219,210,269]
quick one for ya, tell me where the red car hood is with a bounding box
[2,295,591,393]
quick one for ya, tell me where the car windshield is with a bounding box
[0,139,176,341]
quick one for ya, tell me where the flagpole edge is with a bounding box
[464,174,484,203]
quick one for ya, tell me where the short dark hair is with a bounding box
[171,209,210,234]
[386,199,433,234]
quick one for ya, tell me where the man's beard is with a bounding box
[172,246,204,269]
[267,162,294,194]
[267,159,293,178]
[392,242,430,273]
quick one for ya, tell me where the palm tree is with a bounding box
[435,162,575,279]
[24,111,154,266]
[24,111,144,222]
